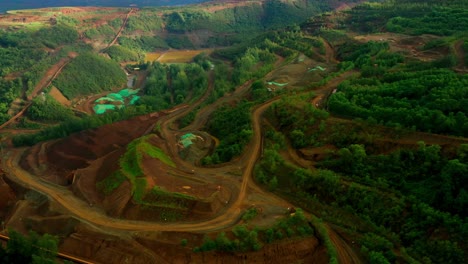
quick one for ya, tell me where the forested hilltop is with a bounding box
[0,0,467,263]
[0,0,348,130]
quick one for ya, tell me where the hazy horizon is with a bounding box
[0,0,209,13]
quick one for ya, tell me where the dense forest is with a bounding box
[1,0,468,263]
[53,53,126,99]
[259,95,467,263]
[329,68,468,136]
[251,1,467,263]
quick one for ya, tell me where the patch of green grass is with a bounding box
[159,210,183,221]
[97,171,127,195]
[139,141,176,167]
[109,135,176,202]
[133,177,147,202]
[242,208,258,222]
[149,186,195,200]
[141,186,196,209]
[102,135,183,208]
[310,216,338,264]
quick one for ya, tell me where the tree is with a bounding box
[1,230,58,264]
[290,129,306,148]
[368,251,391,264]
[268,176,278,191]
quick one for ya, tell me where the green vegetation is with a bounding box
[322,142,468,217]
[347,0,468,35]
[163,0,330,35]
[166,35,195,49]
[241,208,258,222]
[97,171,126,195]
[27,95,75,122]
[119,36,169,52]
[329,69,468,136]
[177,109,197,128]
[35,24,79,48]
[4,1,468,263]
[164,11,211,33]
[310,216,338,264]
[0,79,22,124]
[0,229,58,264]
[97,135,193,219]
[258,94,468,263]
[142,60,208,107]
[203,101,252,164]
[84,24,116,40]
[142,186,195,212]
[13,105,152,146]
[108,18,123,30]
[194,209,313,253]
[0,23,83,124]
[115,134,175,200]
[105,45,139,62]
[231,47,276,84]
[464,40,468,66]
[125,11,162,32]
[268,95,328,149]
[53,53,126,99]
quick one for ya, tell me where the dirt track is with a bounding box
[0,53,76,130]
[2,98,279,233]
[101,8,134,52]
[2,52,361,262]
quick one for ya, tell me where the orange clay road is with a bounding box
[2,70,360,263]
[2,98,279,233]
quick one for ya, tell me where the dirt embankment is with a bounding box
[138,235,327,264]
[19,113,161,185]
[0,174,17,220]
[1,49,358,263]
[18,108,230,222]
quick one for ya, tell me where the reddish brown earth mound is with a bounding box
[20,113,162,185]
[18,112,231,222]
[0,175,17,219]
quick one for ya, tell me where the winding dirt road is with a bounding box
[2,59,360,262]
[2,98,277,234]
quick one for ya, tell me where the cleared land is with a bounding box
[145,49,213,63]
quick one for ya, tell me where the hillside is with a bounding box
[0,0,467,263]
[0,0,210,13]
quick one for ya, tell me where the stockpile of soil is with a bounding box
[20,113,162,185]
[17,111,230,222]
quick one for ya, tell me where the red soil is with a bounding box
[0,175,16,219]
[20,112,162,185]
[49,86,71,106]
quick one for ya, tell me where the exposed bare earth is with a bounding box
[354,33,445,62]
[0,35,370,263]
[49,86,71,106]
[2,66,362,263]
[146,49,213,63]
